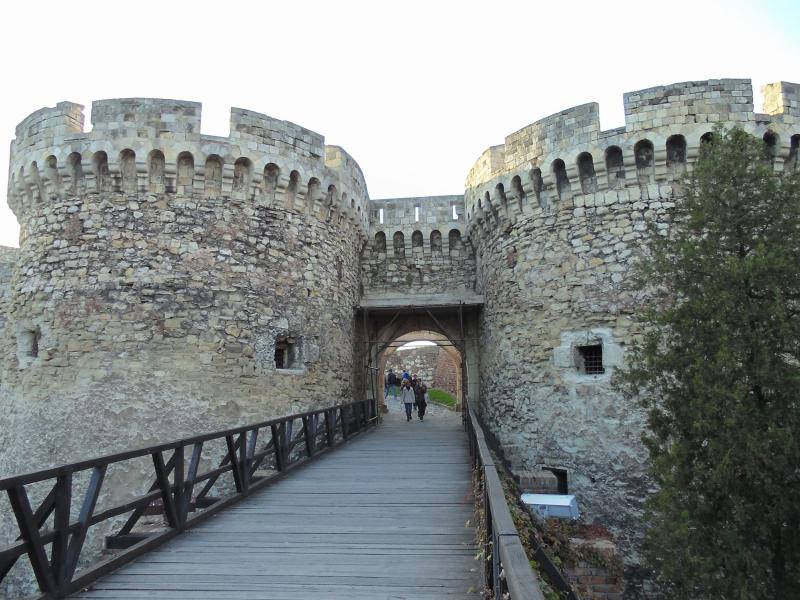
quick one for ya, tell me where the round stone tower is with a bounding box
[0,98,369,475]
[463,79,800,562]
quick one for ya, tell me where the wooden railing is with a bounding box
[465,403,547,600]
[0,398,377,599]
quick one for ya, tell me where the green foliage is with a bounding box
[620,126,800,599]
[427,388,457,407]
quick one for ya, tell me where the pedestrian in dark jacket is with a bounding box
[414,379,428,421]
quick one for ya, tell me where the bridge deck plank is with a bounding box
[72,405,482,599]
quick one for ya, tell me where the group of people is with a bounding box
[385,368,428,422]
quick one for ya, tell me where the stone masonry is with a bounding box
[462,79,799,576]
[383,344,457,395]
[1,79,799,597]
[0,99,369,597]
[361,195,476,298]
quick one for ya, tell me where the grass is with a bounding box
[427,388,457,408]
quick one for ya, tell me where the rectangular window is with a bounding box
[379,208,384,224]
[275,336,301,370]
[578,345,604,375]
[414,205,420,222]
[274,343,286,369]
[452,203,459,220]
[17,326,41,368]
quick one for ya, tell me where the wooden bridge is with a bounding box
[0,399,547,600]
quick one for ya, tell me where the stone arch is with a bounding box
[204,154,223,198]
[666,135,687,178]
[634,139,655,184]
[176,151,194,189]
[233,157,253,197]
[700,131,715,148]
[786,134,799,171]
[92,151,110,193]
[44,155,61,196]
[495,182,508,214]
[16,166,30,206]
[605,146,625,189]
[263,163,280,194]
[287,170,300,206]
[529,167,545,208]
[8,173,19,210]
[119,149,137,194]
[393,231,405,259]
[29,161,44,202]
[552,158,570,200]
[763,130,779,167]
[511,175,525,210]
[375,231,387,253]
[326,184,337,220]
[412,230,424,256]
[430,230,442,255]
[448,229,462,256]
[68,152,83,194]
[382,331,463,402]
[306,177,320,213]
[577,152,597,193]
[148,150,166,193]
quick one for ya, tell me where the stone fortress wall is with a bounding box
[463,79,800,563]
[0,98,370,486]
[0,247,17,372]
[360,195,477,297]
[1,78,798,596]
[383,345,458,396]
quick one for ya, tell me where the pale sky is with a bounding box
[1,0,798,248]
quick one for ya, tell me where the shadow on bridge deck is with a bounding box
[72,405,481,599]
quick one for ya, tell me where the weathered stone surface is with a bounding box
[462,78,800,578]
[2,78,799,597]
[362,196,476,296]
[0,100,368,597]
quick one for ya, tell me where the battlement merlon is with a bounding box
[623,78,755,130]
[229,107,325,159]
[325,145,369,202]
[91,98,202,138]
[11,102,85,154]
[7,99,371,234]
[762,81,800,117]
[466,78,799,189]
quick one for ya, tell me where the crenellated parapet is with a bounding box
[368,195,467,255]
[464,78,800,241]
[360,195,476,297]
[7,98,370,239]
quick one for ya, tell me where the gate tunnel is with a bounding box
[356,295,483,412]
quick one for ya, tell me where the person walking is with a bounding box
[414,378,428,421]
[400,379,416,422]
[386,368,399,406]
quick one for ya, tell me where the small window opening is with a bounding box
[414,205,420,222]
[577,344,604,375]
[274,336,301,370]
[23,327,41,358]
[274,344,286,369]
[543,467,569,494]
[451,203,459,220]
[379,207,384,224]
[18,326,42,367]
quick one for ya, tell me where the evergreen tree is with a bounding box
[621,126,800,599]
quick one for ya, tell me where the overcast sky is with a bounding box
[1,0,798,247]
